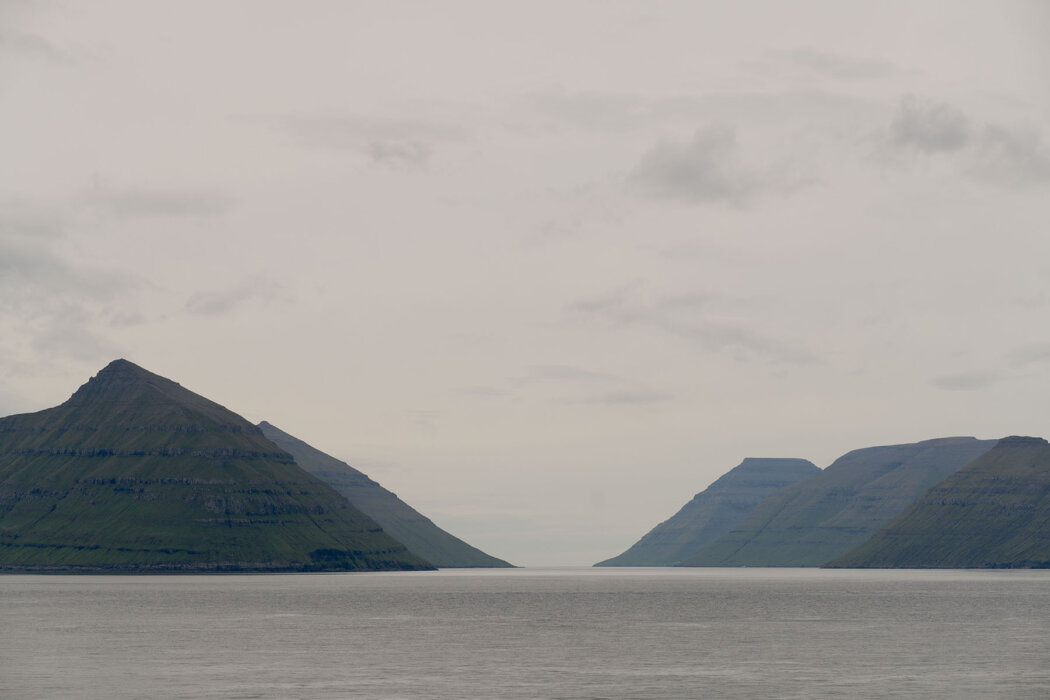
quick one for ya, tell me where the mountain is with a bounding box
[828,436,1050,568]
[681,437,997,567]
[594,458,820,566]
[258,421,512,567]
[0,359,433,572]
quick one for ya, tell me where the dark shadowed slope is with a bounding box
[682,437,997,567]
[828,436,1050,568]
[0,359,432,572]
[258,421,512,567]
[595,458,820,566]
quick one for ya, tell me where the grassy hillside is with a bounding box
[0,360,433,572]
[681,437,996,567]
[828,436,1050,568]
[595,458,819,566]
[259,421,512,567]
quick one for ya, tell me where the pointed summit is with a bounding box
[61,359,245,427]
[0,361,433,572]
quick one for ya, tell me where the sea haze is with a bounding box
[2,568,1049,699]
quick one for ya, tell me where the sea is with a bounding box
[2,567,1048,699]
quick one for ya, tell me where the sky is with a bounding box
[2,1,1049,566]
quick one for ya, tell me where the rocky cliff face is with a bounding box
[258,421,512,567]
[681,437,997,567]
[827,436,1050,568]
[595,458,820,566]
[0,359,433,572]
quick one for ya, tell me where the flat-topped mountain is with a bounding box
[828,436,1050,568]
[681,437,997,567]
[595,458,819,566]
[258,421,512,567]
[0,359,433,572]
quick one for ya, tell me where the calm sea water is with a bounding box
[2,567,1049,699]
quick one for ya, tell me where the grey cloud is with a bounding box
[890,96,971,153]
[578,390,675,405]
[930,371,1003,391]
[107,310,150,328]
[568,286,812,364]
[526,87,871,136]
[886,96,1050,186]
[974,125,1050,186]
[185,277,285,316]
[29,312,120,364]
[1009,343,1050,368]
[267,114,464,167]
[99,189,235,219]
[629,125,751,203]
[0,30,72,63]
[528,364,624,384]
[364,140,431,167]
[0,236,129,314]
[519,363,673,406]
[454,386,508,398]
[628,125,804,204]
[766,48,900,81]
[527,89,650,131]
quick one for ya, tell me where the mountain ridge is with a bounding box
[827,436,1050,568]
[0,359,433,572]
[680,436,997,567]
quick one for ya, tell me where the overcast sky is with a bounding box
[2,1,1049,566]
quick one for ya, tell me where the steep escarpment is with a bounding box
[681,437,997,567]
[259,421,512,567]
[828,436,1050,568]
[595,458,820,566]
[0,359,432,572]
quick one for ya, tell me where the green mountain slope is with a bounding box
[595,458,820,566]
[0,359,433,572]
[258,421,512,568]
[681,437,997,567]
[828,436,1050,568]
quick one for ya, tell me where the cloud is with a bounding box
[185,277,286,316]
[517,363,674,405]
[577,390,675,406]
[890,96,971,153]
[930,371,1003,391]
[98,189,235,219]
[0,207,131,314]
[1009,343,1050,368]
[265,114,464,167]
[974,125,1050,186]
[0,30,73,64]
[527,364,624,384]
[765,48,900,81]
[885,96,1050,186]
[28,310,121,364]
[628,125,804,204]
[567,285,812,364]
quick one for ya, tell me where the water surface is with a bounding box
[2,567,1048,698]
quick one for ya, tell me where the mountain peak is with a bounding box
[0,363,433,572]
[60,359,242,429]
